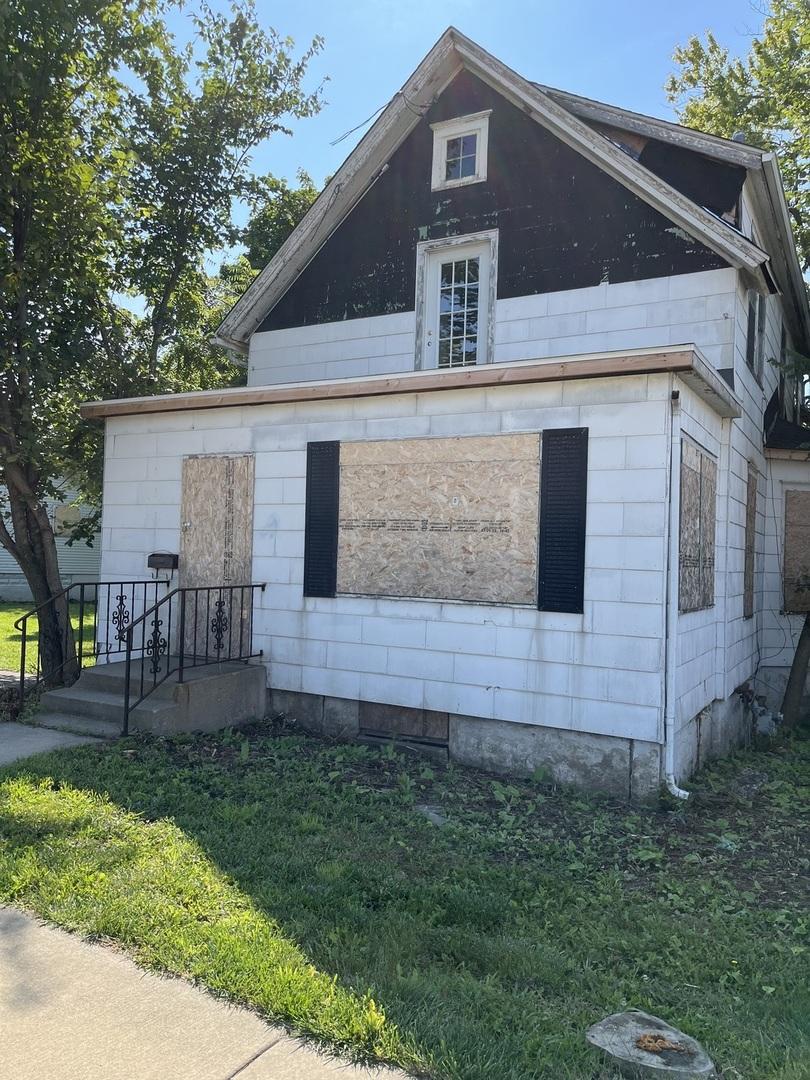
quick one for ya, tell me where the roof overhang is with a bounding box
[536,84,766,169]
[215,27,770,353]
[81,344,741,421]
[749,156,810,353]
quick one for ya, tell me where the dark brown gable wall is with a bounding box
[260,71,727,332]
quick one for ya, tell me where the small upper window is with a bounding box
[430,111,490,191]
[415,230,498,370]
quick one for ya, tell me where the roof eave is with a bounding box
[81,344,741,421]
[535,84,766,169]
[753,156,810,353]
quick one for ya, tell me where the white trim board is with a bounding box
[82,344,742,421]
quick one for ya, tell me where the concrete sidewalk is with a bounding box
[0,721,101,765]
[0,908,409,1079]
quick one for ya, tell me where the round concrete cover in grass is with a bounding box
[586,1010,715,1078]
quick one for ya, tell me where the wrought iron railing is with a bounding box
[14,580,168,706]
[122,583,265,734]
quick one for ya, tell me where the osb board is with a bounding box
[679,440,716,612]
[180,454,255,656]
[784,489,810,613]
[743,463,757,619]
[336,435,540,604]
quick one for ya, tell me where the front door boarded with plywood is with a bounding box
[180,454,255,659]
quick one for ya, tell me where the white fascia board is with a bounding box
[753,156,810,352]
[678,345,742,419]
[451,33,767,274]
[536,84,765,170]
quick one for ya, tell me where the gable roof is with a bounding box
[216,27,804,353]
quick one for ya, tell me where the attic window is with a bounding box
[431,111,490,191]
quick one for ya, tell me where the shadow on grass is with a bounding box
[1,724,809,1080]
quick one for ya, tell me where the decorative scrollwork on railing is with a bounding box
[111,592,130,642]
[210,599,228,654]
[145,615,167,675]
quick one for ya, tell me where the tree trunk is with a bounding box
[0,479,78,687]
[781,611,810,730]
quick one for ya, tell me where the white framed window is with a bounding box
[415,230,498,370]
[430,111,491,191]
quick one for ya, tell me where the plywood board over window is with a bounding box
[743,462,758,619]
[336,434,540,605]
[679,439,717,613]
[783,489,810,613]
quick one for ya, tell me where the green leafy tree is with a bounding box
[1,0,322,682]
[666,0,809,271]
[669,2,810,729]
[243,170,319,269]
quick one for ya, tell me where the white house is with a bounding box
[80,29,810,797]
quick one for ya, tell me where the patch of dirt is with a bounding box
[636,1033,688,1054]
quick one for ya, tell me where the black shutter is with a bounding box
[538,428,588,613]
[303,441,340,597]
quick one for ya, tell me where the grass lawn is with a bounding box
[0,601,96,674]
[1,722,808,1079]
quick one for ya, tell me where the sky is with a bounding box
[164,0,765,192]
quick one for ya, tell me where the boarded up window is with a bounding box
[679,440,717,612]
[784,490,810,613]
[743,463,757,619]
[335,434,541,605]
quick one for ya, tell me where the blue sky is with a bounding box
[164,0,763,192]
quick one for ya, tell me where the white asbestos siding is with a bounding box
[248,269,738,386]
[724,281,787,697]
[101,374,673,744]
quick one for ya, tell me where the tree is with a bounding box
[669,3,810,730]
[666,0,810,272]
[160,257,258,392]
[243,170,319,269]
[1,0,322,683]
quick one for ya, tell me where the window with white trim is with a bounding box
[416,232,497,370]
[430,111,490,191]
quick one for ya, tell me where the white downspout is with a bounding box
[664,388,690,799]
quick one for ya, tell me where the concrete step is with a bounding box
[40,686,131,722]
[30,661,264,739]
[80,660,250,696]
[40,684,177,729]
[32,712,121,739]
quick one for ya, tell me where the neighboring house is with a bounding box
[0,491,101,602]
[81,28,810,796]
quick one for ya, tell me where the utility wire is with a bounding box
[330,91,431,146]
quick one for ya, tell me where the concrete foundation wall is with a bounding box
[270,686,662,799]
[672,692,753,780]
